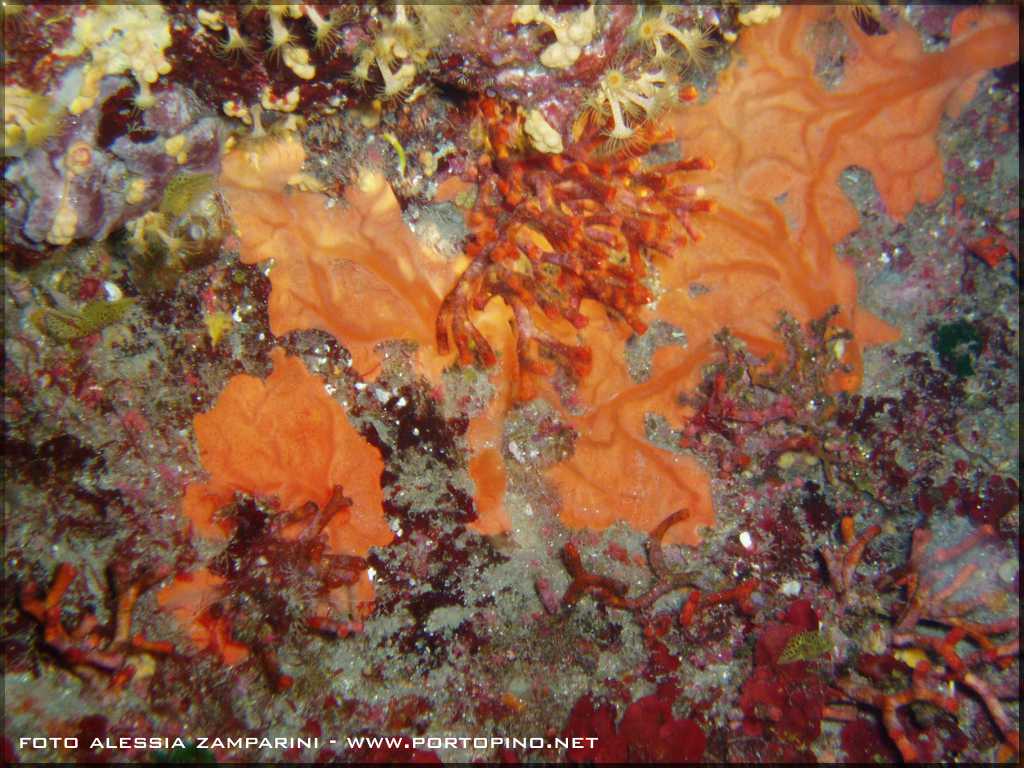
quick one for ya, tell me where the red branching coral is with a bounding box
[436,96,714,402]
[831,655,960,763]
[160,486,371,686]
[545,509,759,632]
[678,578,759,629]
[825,520,1020,761]
[555,510,698,613]
[20,562,173,691]
[821,515,881,613]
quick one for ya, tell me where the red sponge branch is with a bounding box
[824,520,1019,760]
[20,561,173,691]
[548,509,759,628]
[835,660,958,762]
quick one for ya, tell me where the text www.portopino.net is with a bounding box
[347,736,598,751]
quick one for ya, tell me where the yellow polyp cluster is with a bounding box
[202,4,352,75]
[2,86,60,157]
[222,100,253,125]
[737,4,783,27]
[523,109,564,154]
[304,4,342,53]
[352,5,450,100]
[58,5,173,113]
[123,172,227,290]
[45,140,98,245]
[196,8,223,31]
[47,199,78,246]
[512,2,597,69]
[164,133,189,164]
[266,6,316,80]
[583,66,677,151]
[125,176,148,205]
[632,7,717,71]
[261,85,301,114]
[216,25,255,60]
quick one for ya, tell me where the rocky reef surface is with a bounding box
[3,4,1019,764]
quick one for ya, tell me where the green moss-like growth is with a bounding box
[932,320,982,378]
[778,629,831,664]
[32,298,135,341]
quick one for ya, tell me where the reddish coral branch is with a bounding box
[825,520,1019,759]
[20,561,173,690]
[161,485,372,691]
[549,509,758,624]
[835,660,958,762]
[555,510,700,613]
[437,97,714,400]
[895,525,998,631]
[678,368,797,453]
[821,515,881,610]
[960,670,1020,753]
[559,541,631,609]
[256,638,294,693]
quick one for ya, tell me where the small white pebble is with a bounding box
[739,531,753,550]
[508,440,525,463]
[103,281,123,300]
[997,558,1018,584]
[374,387,391,404]
[781,580,802,596]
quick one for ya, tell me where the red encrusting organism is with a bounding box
[436,93,714,402]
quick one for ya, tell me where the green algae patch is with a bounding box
[32,298,135,341]
[932,320,982,378]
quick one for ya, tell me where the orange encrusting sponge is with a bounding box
[182,347,391,558]
[218,136,458,378]
[659,4,1018,391]
[162,348,392,662]
[541,5,1017,547]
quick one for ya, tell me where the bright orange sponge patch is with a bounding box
[166,347,392,661]
[183,347,392,560]
[219,136,457,377]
